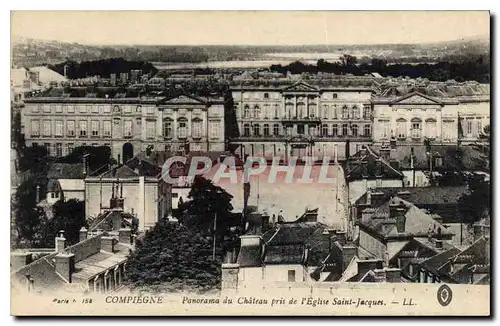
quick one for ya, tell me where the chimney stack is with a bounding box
[101,236,116,253]
[385,268,402,282]
[118,228,132,244]
[79,227,88,242]
[341,245,357,271]
[55,253,75,283]
[261,215,270,233]
[55,230,66,253]
[361,208,375,223]
[373,268,387,282]
[11,252,33,271]
[370,191,385,207]
[379,146,390,161]
[35,185,41,203]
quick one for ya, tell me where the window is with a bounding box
[323,105,329,119]
[43,105,51,113]
[253,105,260,118]
[297,102,305,118]
[66,143,73,154]
[146,120,156,139]
[32,142,38,147]
[321,124,329,136]
[411,119,422,139]
[79,105,87,113]
[164,144,171,152]
[342,106,349,119]
[332,105,338,119]
[103,105,111,113]
[91,105,99,113]
[55,120,63,137]
[209,121,220,139]
[244,124,250,136]
[163,119,172,138]
[352,124,358,137]
[288,270,296,282]
[32,105,40,113]
[426,119,436,139]
[297,124,305,135]
[43,120,51,137]
[192,119,202,138]
[123,120,132,138]
[263,104,270,119]
[253,124,260,137]
[147,106,155,115]
[264,93,269,99]
[476,119,483,136]
[342,124,348,136]
[466,119,473,135]
[178,120,188,138]
[67,105,75,113]
[273,124,279,136]
[244,105,250,118]
[442,121,453,140]
[31,120,40,137]
[55,143,62,157]
[363,105,371,119]
[263,124,270,136]
[351,106,360,119]
[333,93,338,99]
[380,120,390,138]
[56,105,63,113]
[79,120,88,137]
[364,124,371,137]
[332,124,338,136]
[67,120,75,137]
[91,120,100,137]
[103,120,112,137]
[274,105,279,118]
[396,118,407,138]
[123,105,132,114]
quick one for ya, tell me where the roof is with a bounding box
[356,186,468,207]
[47,163,84,179]
[58,179,85,191]
[236,245,262,267]
[358,197,453,239]
[29,66,67,84]
[71,244,129,281]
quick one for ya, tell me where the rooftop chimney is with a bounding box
[357,259,384,279]
[373,268,387,282]
[35,185,41,203]
[371,191,386,207]
[118,227,132,244]
[55,253,75,283]
[393,208,407,233]
[79,227,88,242]
[341,245,357,271]
[240,235,262,248]
[361,208,375,223]
[379,146,390,162]
[11,252,33,271]
[261,215,270,233]
[435,239,443,249]
[101,236,116,253]
[55,230,66,253]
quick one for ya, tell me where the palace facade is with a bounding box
[22,94,225,163]
[230,80,375,162]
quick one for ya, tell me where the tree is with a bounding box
[458,174,490,225]
[125,221,223,293]
[179,176,236,237]
[49,199,87,246]
[471,124,490,172]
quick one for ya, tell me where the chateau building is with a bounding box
[22,94,225,162]
[230,80,375,162]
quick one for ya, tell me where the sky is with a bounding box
[11,11,490,46]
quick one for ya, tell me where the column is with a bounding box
[294,96,298,118]
[306,96,309,117]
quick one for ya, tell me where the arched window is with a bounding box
[273,124,280,136]
[352,124,358,136]
[342,106,349,119]
[426,118,437,139]
[321,124,329,137]
[253,105,260,118]
[396,118,407,139]
[297,102,305,118]
[274,105,279,118]
[364,124,371,137]
[244,105,250,118]
[243,123,250,137]
[163,118,173,138]
[192,118,203,138]
[178,117,188,139]
[263,124,270,136]
[411,118,422,139]
[332,105,338,119]
[332,124,338,136]
[285,102,293,118]
[323,105,329,119]
[253,124,260,136]
[342,124,348,136]
[351,106,360,119]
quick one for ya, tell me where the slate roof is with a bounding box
[47,163,85,179]
[236,245,262,267]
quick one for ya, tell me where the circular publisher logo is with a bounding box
[437,284,453,307]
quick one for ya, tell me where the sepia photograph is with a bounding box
[9,10,491,316]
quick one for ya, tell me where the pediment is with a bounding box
[283,81,318,92]
[163,95,206,105]
[391,93,442,105]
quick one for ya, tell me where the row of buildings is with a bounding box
[18,72,489,163]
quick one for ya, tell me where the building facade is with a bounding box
[22,94,225,163]
[230,80,375,162]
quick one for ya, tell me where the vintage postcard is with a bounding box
[10,11,490,316]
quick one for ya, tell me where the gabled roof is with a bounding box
[389,91,444,106]
[47,163,85,179]
[160,93,207,105]
[100,165,139,178]
[282,80,318,92]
